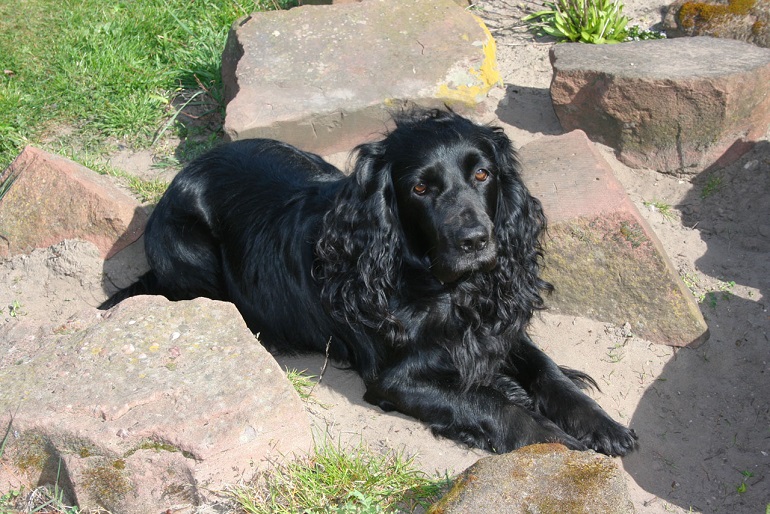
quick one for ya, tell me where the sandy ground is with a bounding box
[2,0,769,512]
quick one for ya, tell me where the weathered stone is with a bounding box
[519,130,709,347]
[664,0,770,48]
[222,0,501,154]
[0,146,147,259]
[429,443,634,514]
[0,295,313,514]
[549,37,770,176]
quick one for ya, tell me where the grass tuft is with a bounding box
[229,443,449,514]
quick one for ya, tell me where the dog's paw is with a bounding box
[546,392,638,456]
[580,416,638,457]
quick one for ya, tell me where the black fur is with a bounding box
[102,109,637,456]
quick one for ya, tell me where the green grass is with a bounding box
[229,442,450,514]
[0,0,296,196]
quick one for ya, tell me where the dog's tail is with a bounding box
[99,271,161,310]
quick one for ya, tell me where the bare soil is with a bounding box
[1,1,769,512]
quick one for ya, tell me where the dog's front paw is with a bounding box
[550,396,639,456]
[580,415,638,457]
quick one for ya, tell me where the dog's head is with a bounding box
[317,109,549,341]
[381,110,502,283]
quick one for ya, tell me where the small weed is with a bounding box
[285,368,319,404]
[643,200,676,221]
[605,342,626,363]
[0,488,23,514]
[6,300,24,318]
[701,174,723,198]
[625,24,666,40]
[705,280,736,308]
[736,481,747,493]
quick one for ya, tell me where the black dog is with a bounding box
[102,109,637,456]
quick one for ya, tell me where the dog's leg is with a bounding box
[363,362,587,454]
[508,334,639,456]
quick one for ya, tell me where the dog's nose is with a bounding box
[458,226,489,254]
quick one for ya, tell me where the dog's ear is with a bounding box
[487,128,553,332]
[316,141,404,343]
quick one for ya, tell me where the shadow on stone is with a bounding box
[495,84,563,137]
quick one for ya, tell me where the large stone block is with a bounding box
[519,130,709,347]
[549,37,770,176]
[0,296,313,513]
[0,146,147,259]
[222,0,501,154]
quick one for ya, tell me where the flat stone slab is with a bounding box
[0,146,147,259]
[519,130,709,347]
[430,443,634,514]
[549,37,770,176]
[222,0,501,154]
[0,296,313,513]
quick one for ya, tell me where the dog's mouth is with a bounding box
[429,246,498,284]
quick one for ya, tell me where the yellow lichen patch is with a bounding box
[679,0,758,29]
[435,16,502,106]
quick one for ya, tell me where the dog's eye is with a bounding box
[413,182,427,195]
[474,169,490,182]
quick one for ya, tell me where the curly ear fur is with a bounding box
[315,141,406,343]
[488,126,553,331]
[449,124,552,343]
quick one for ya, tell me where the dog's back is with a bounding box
[101,140,346,347]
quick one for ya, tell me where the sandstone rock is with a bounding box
[222,0,501,154]
[549,37,770,176]
[0,146,147,259]
[519,130,709,347]
[429,443,634,514]
[0,296,313,513]
[664,0,770,48]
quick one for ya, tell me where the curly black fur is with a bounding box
[101,109,638,456]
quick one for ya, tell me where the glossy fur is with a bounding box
[102,109,638,456]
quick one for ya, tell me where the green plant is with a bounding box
[230,442,449,513]
[643,200,676,221]
[7,300,24,318]
[523,0,629,43]
[701,174,723,198]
